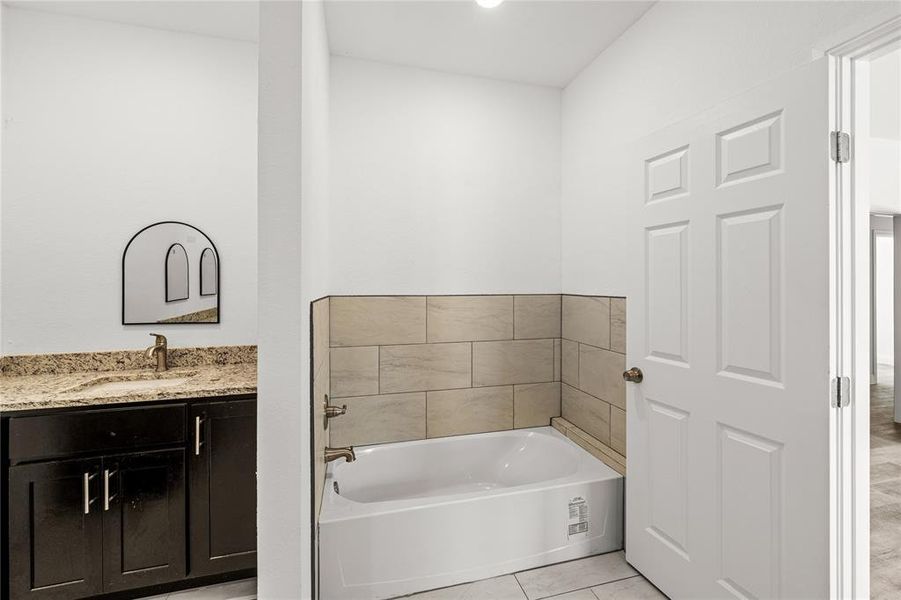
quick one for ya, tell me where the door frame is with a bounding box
[826,15,901,600]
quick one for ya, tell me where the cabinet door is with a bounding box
[8,458,103,600]
[101,449,186,592]
[189,400,257,576]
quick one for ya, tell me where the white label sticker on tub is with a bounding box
[568,496,589,540]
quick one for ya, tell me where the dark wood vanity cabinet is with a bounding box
[189,399,257,576]
[3,396,256,600]
[101,450,187,593]
[8,458,105,600]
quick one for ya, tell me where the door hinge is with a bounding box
[831,131,850,163]
[832,376,851,408]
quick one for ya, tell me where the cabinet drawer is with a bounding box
[8,404,186,463]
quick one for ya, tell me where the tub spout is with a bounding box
[325,446,355,463]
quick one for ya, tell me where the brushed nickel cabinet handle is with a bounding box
[623,367,644,383]
[103,468,118,511]
[195,416,204,456]
[83,472,91,514]
[83,471,97,514]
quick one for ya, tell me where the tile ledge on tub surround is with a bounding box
[0,345,257,377]
[552,416,625,476]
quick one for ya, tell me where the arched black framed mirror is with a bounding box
[122,221,220,324]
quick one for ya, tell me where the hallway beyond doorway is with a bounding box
[871,363,901,597]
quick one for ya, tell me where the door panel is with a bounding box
[718,426,782,600]
[646,222,690,365]
[627,58,830,599]
[102,449,186,592]
[189,399,257,576]
[717,206,783,383]
[645,398,690,559]
[8,458,103,600]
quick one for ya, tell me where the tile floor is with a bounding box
[396,551,667,600]
[136,551,665,600]
[142,578,256,600]
[871,364,901,599]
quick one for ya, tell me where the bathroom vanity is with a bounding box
[0,354,257,600]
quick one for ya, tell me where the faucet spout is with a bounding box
[145,333,168,372]
[325,446,355,463]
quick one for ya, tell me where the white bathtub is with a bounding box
[319,426,623,600]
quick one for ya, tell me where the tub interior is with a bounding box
[332,429,582,504]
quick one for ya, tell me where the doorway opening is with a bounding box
[829,16,901,600]
[867,47,901,599]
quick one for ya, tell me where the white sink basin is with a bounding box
[69,372,197,395]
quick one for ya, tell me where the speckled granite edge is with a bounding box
[0,363,257,412]
[0,345,256,377]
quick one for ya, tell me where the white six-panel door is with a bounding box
[626,58,830,600]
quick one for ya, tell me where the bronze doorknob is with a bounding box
[623,367,643,383]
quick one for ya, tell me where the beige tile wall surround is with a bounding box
[329,346,379,398]
[578,345,625,410]
[514,295,562,339]
[562,296,611,348]
[561,339,579,386]
[610,298,626,354]
[380,342,472,393]
[562,383,611,445]
[326,294,626,452]
[472,339,555,387]
[553,339,562,381]
[327,294,565,446]
[514,382,562,429]
[427,295,513,342]
[427,386,513,437]
[330,296,426,347]
[329,392,426,447]
[560,294,627,474]
[610,406,626,455]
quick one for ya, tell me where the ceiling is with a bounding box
[324,0,655,88]
[4,1,259,42]
[5,0,654,87]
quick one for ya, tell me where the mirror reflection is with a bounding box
[123,222,220,324]
[200,248,218,296]
[166,243,189,302]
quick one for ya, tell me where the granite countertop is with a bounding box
[0,363,257,413]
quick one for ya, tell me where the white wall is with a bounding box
[871,48,900,141]
[561,0,898,295]
[868,48,901,214]
[1,7,257,354]
[257,0,330,597]
[875,233,894,365]
[329,56,561,295]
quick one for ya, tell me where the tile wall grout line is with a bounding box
[331,380,557,401]
[332,337,563,350]
[470,341,474,388]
